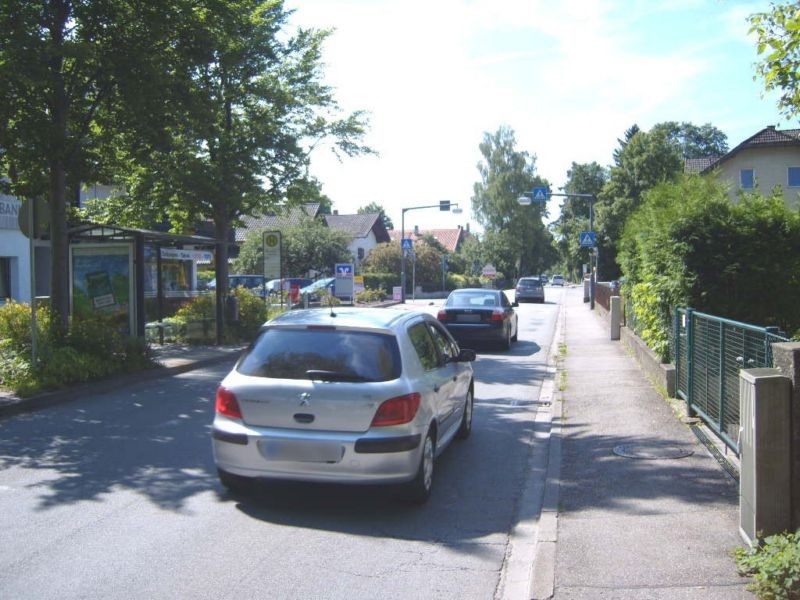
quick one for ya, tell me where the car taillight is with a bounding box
[437,310,448,321]
[490,310,505,321]
[371,393,421,426]
[215,386,242,419]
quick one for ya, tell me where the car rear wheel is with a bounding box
[403,429,435,504]
[217,468,254,495]
[501,326,512,350]
[456,387,473,440]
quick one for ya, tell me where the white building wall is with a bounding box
[0,195,31,303]
[717,146,800,209]
[348,231,380,270]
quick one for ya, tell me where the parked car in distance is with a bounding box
[515,276,545,303]
[539,274,549,284]
[212,307,476,503]
[437,288,519,350]
[207,274,266,293]
[265,278,313,296]
[298,277,336,301]
[551,275,566,286]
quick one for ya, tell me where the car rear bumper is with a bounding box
[444,323,506,344]
[212,421,424,484]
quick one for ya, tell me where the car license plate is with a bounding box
[259,440,344,463]
[457,314,481,323]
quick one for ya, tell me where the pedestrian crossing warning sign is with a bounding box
[579,231,597,247]
[532,187,548,202]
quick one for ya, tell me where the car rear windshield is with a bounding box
[446,291,497,307]
[517,279,541,287]
[236,327,402,381]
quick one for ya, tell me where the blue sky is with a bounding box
[287,0,787,230]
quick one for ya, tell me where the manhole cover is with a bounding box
[613,444,694,460]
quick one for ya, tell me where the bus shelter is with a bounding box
[67,224,218,339]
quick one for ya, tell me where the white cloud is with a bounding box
[286,0,783,230]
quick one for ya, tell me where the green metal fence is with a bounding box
[672,308,789,454]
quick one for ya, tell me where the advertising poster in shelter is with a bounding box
[71,244,134,334]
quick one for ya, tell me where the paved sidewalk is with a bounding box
[531,287,751,599]
[0,343,244,419]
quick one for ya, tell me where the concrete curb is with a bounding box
[500,298,564,600]
[0,348,243,421]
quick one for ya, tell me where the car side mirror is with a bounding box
[512,301,519,307]
[457,348,476,362]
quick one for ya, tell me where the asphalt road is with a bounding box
[0,289,564,600]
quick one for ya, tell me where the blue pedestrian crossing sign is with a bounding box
[579,231,597,247]
[401,238,413,251]
[532,187,549,202]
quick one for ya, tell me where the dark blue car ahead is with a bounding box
[436,288,519,351]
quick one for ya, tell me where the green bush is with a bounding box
[170,287,273,344]
[356,287,386,303]
[735,530,800,599]
[0,303,154,396]
[363,272,399,295]
[619,175,800,353]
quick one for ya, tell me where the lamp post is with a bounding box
[400,201,462,303]
[517,190,597,309]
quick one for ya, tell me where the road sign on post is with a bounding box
[532,187,549,202]
[439,200,450,211]
[579,231,597,247]
[401,238,413,253]
[262,231,282,280]
[481,263,497,278]
[334,262,354,301]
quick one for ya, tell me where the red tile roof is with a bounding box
[387,228,468,253]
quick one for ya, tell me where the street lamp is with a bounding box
[517,190,598,309]
[400,201,462,303]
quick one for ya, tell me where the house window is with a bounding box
[740,169,755,190]
[789,167,800,187]
[0,257,10,301]
[357,247,365,260]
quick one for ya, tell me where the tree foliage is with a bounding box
[357,202,393,229]
[651,121,729,158]
[554,161,607,280]
[471,126,555,279]
[0,0,181,330]
[750,2,800,118]
[233,216,352,276]
[619,174,800,358]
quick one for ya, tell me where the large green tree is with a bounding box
[119,0,372,340]
[750,3,800,118]
[471,126,554,279]
[596,126,683,279]
[554,162,608,280]
[0,0,179,331]
[233,216,351,276]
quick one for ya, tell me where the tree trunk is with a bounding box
[49,159,69,334]
[48,2,70,335]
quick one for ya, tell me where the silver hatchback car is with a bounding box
[212,307,476,502]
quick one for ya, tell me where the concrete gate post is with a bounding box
[771,342,800,530]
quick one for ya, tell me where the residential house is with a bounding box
[686,125,800,208]
[235,203,390,268]
[387,225,471,254]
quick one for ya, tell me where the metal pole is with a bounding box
[412,253,416,301]
[589,194,595,310]
[28,198,37,365]
[400,209,406,303]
